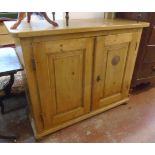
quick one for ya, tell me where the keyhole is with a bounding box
[96,75,101,82]
[72,72,75,75]
[60,44,64,52]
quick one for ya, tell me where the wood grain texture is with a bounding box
[19,38,44,133]
[33,38,93,129]
[8,18,148,138]
[121,30,142,97]
[36,98,129,139]
[92,32,141,110]
[4,18,149,38]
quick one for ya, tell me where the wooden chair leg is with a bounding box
[52,12,55,21]
[65,12,69,26]
[41,12,58,27]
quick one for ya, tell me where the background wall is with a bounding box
[68,12,105,19]
[47,12,64,20]
[47,12,115,20]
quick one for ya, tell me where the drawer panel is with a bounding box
[144,45,155,63]
[105,33,132,46]
[0,23,8,35]
[140,63,155,78]
[0,34,14,46]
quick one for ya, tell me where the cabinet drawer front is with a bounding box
[105,33,132,46]
[42,38,89,54]
[140,63,155,78]
[33,38,94,130]
[144,45,155,63]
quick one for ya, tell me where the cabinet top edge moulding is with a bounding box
[4,18,149,38]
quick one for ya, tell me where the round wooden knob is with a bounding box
[112,56,120,65]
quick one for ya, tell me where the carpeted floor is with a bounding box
[0,71,24,96]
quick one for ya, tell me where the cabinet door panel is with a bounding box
[53,51,83,114]
[103,44,128,98]
[92,33,138,110]
[33,38,93,129]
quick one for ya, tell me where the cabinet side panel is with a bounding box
[122,29,143,96]
[20,38,44,134]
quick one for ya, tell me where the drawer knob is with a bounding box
[112,56,120,66]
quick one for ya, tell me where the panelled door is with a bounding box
[92,32,139,110]
[33,38,94,129]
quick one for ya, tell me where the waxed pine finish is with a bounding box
[4,18,149,139]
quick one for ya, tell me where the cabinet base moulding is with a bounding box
[35,98,129,140]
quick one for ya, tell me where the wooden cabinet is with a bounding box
[116,13,155,87]
[92,33,138,109]
[4,18,148,139]
[32,38,93,129]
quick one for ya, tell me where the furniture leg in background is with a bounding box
[0,47,23,142]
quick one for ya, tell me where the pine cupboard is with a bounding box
[4,19,149,139]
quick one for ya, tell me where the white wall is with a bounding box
[68,12,105,19]
[47,12,105,20]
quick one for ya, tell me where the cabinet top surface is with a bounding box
[4,18,149,38]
